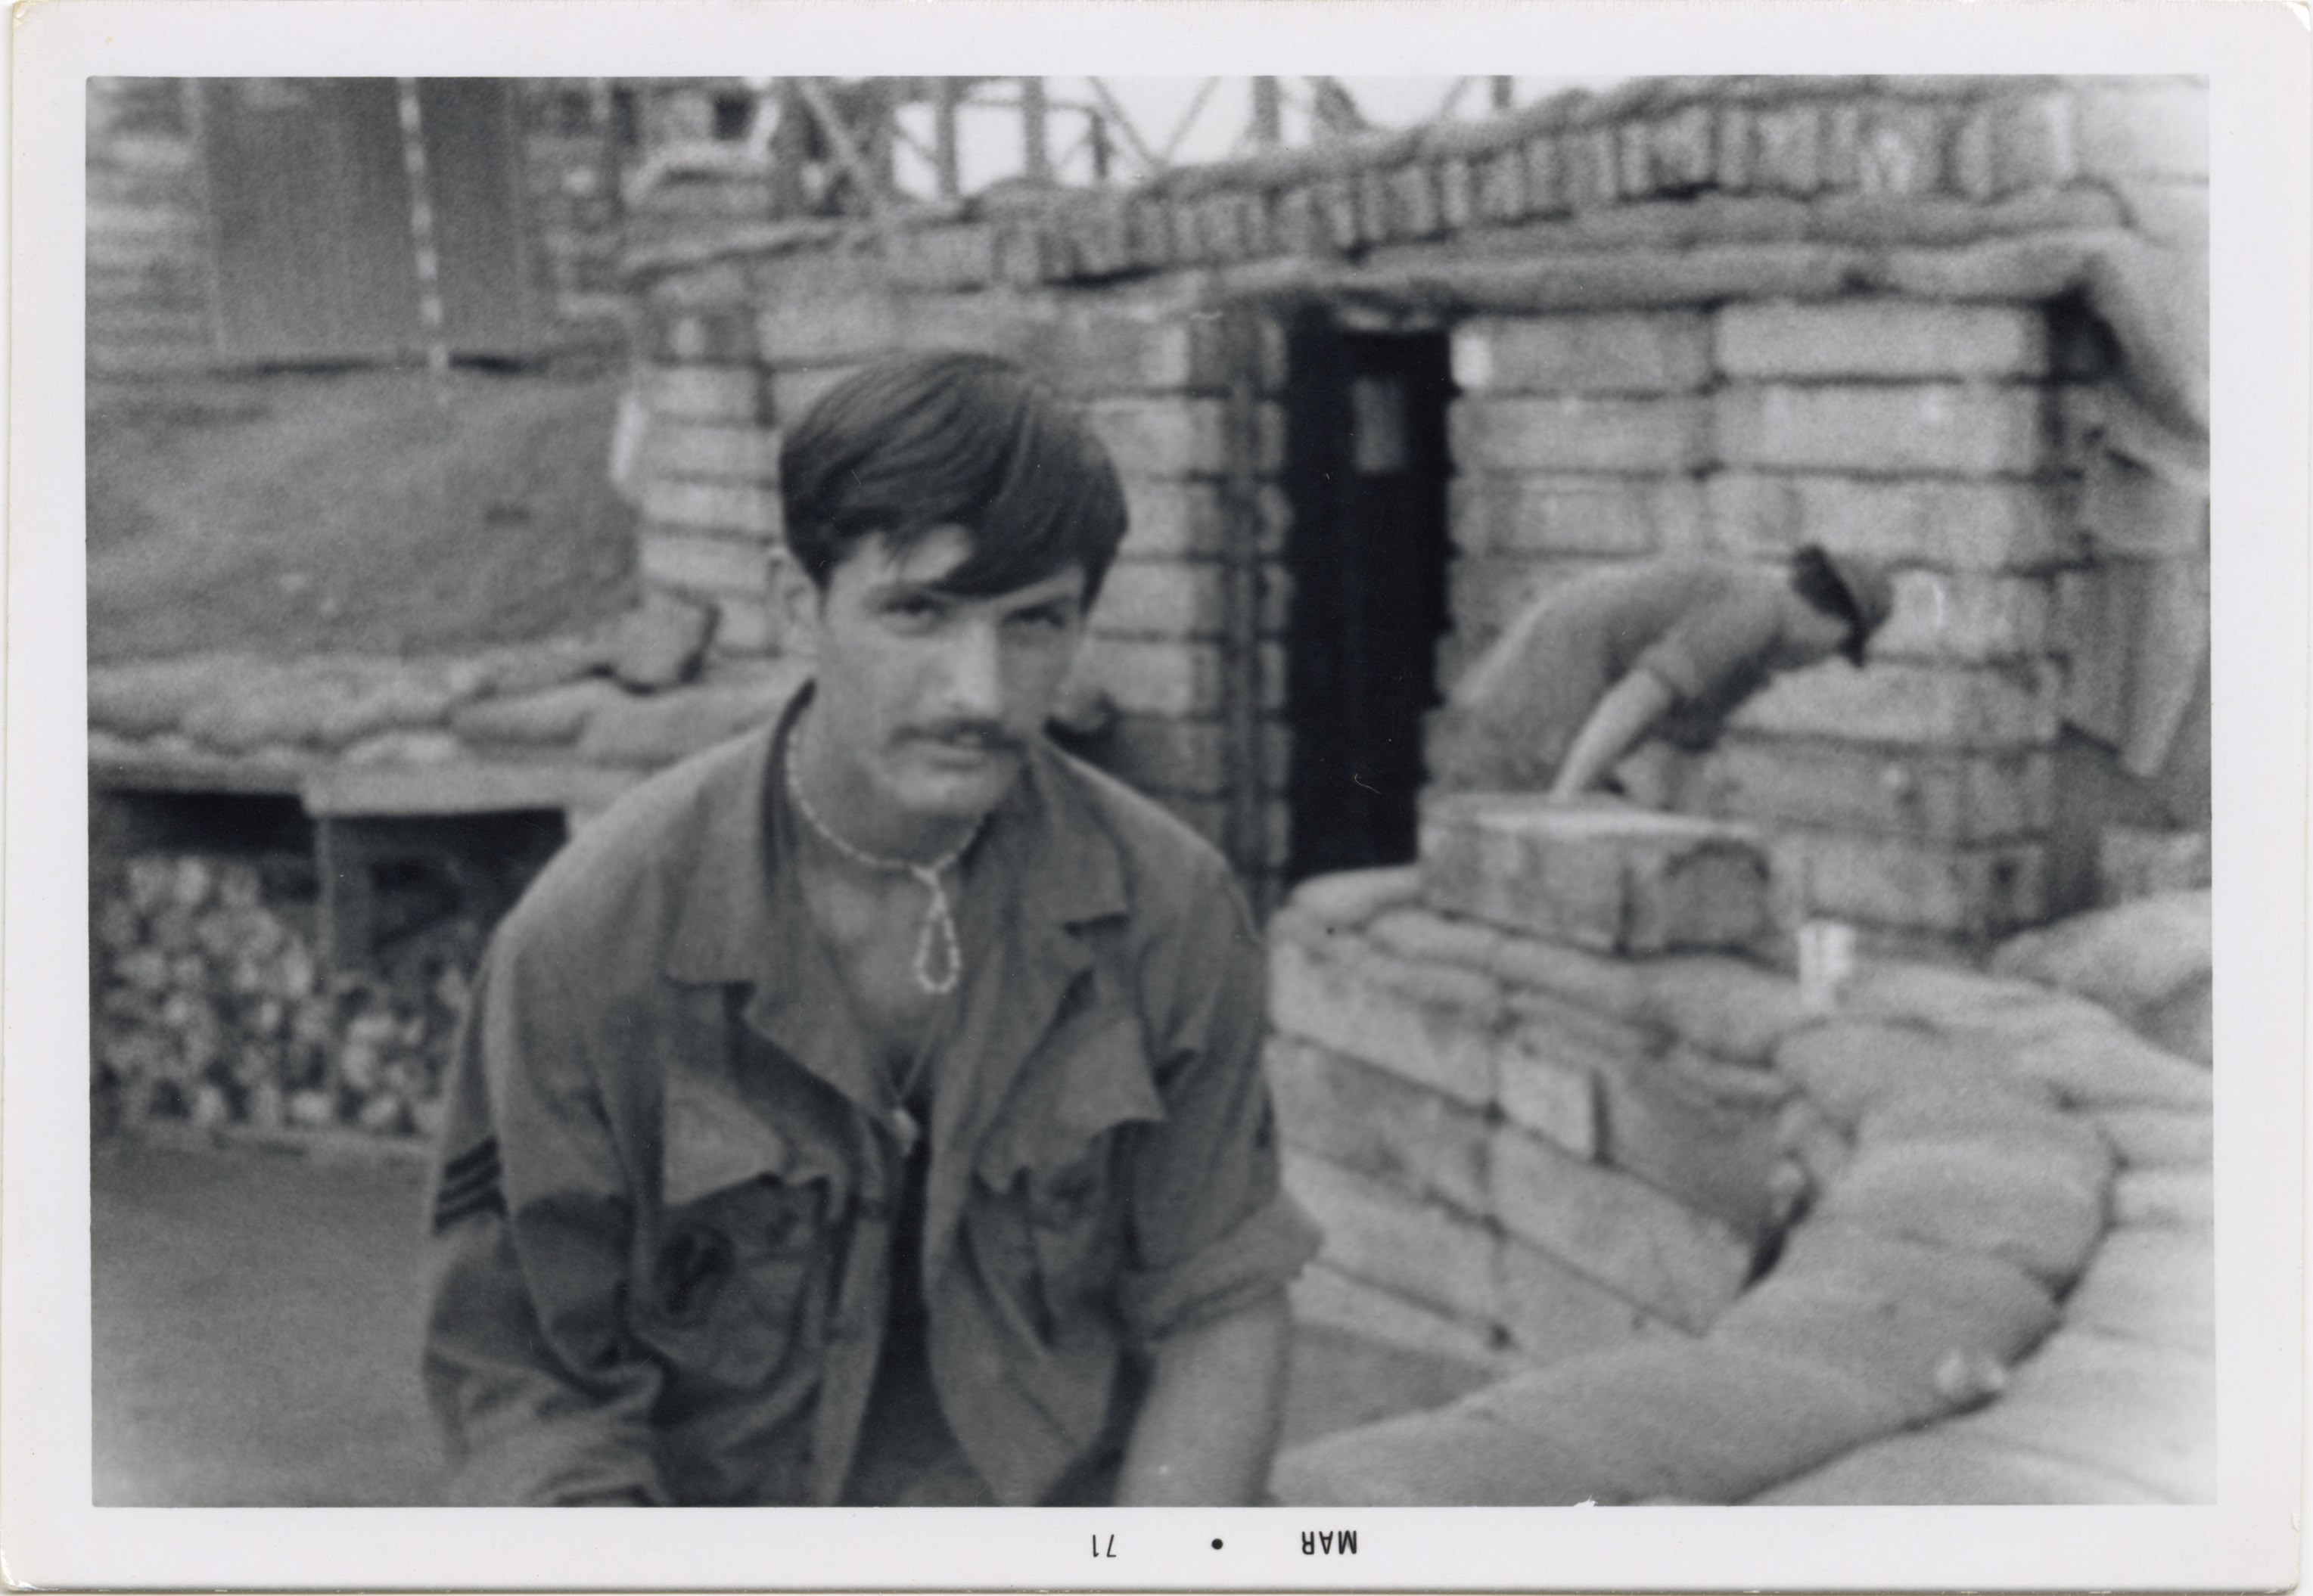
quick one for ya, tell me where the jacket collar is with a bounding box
[661,682,1130,1104]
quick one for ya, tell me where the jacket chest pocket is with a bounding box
[641,1175,831,1393]
[974,1014,1164,1341]
[1019,1138,1128,1336]
[639,1065,845,1393]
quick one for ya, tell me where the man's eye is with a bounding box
[1009,607,1074,633]
[881,595,945,628]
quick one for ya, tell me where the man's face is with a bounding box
[782,526,1090,844]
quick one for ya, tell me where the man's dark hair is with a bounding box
[1788,543,1890,667]
[779,351,1130,601]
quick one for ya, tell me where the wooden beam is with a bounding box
[300,761,642,819]
[1218,240,1875,318]
[794,76,889,218]
[1158,77,1223,166]
[1084,78,1164,179]
[89,755,309,797]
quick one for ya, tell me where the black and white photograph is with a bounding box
[5,4,2306,1590]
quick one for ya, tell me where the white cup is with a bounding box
[1797,920,1858,1013]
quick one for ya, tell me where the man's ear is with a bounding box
[769,551,824,660]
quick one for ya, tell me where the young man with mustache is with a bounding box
[420,352,1319,1507]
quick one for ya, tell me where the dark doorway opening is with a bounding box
[1279,314,1456,886]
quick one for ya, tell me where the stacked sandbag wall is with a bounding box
[1266,800,1843,1373]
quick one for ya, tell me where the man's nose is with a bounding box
[935,620,1006,719]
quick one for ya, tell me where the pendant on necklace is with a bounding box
[907,863,964,995]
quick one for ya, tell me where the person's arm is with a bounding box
[420,936,669,1506]
[1547,668,1677,799]
[1115,1287,1292,1504]
[1111,858,1322,1504]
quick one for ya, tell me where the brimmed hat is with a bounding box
[1792,545,1895,666]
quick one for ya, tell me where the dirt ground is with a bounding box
[92,1138,1486,1506]
[92,1139,440,1504]
[86,362,642,664]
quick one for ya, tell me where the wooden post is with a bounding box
[182,81,229,359]
[313,815,370,1105]
[934,78,962,199]
[769,79,810,215]
[1219,305,1278,915]
[1251,76,1282,148]
[393,79,452,383]
[866,81,897,196]
[316,817,375,984]
[1019,76,1050,182]
[589,78,624,225]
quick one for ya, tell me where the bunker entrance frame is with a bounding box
[1275,306,1457,890]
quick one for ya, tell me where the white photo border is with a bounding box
[6,3,2305,1589]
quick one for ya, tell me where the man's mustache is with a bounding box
[906,720,1020,751]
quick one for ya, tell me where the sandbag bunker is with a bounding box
[1265,797,2212,1504]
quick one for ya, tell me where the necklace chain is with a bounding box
[783,715,982,998]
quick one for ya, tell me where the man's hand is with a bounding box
[1114,1289,1292,1505]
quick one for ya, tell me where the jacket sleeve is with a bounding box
[1115,860,1322,1345]
[418,930,669,1505]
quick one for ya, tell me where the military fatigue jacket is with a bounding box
[419,692,1318,1506]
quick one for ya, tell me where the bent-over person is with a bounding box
[420,352,1320,1506]
[1430,547,1893,800]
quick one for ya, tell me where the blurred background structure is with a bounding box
[85,75,2214,1508]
